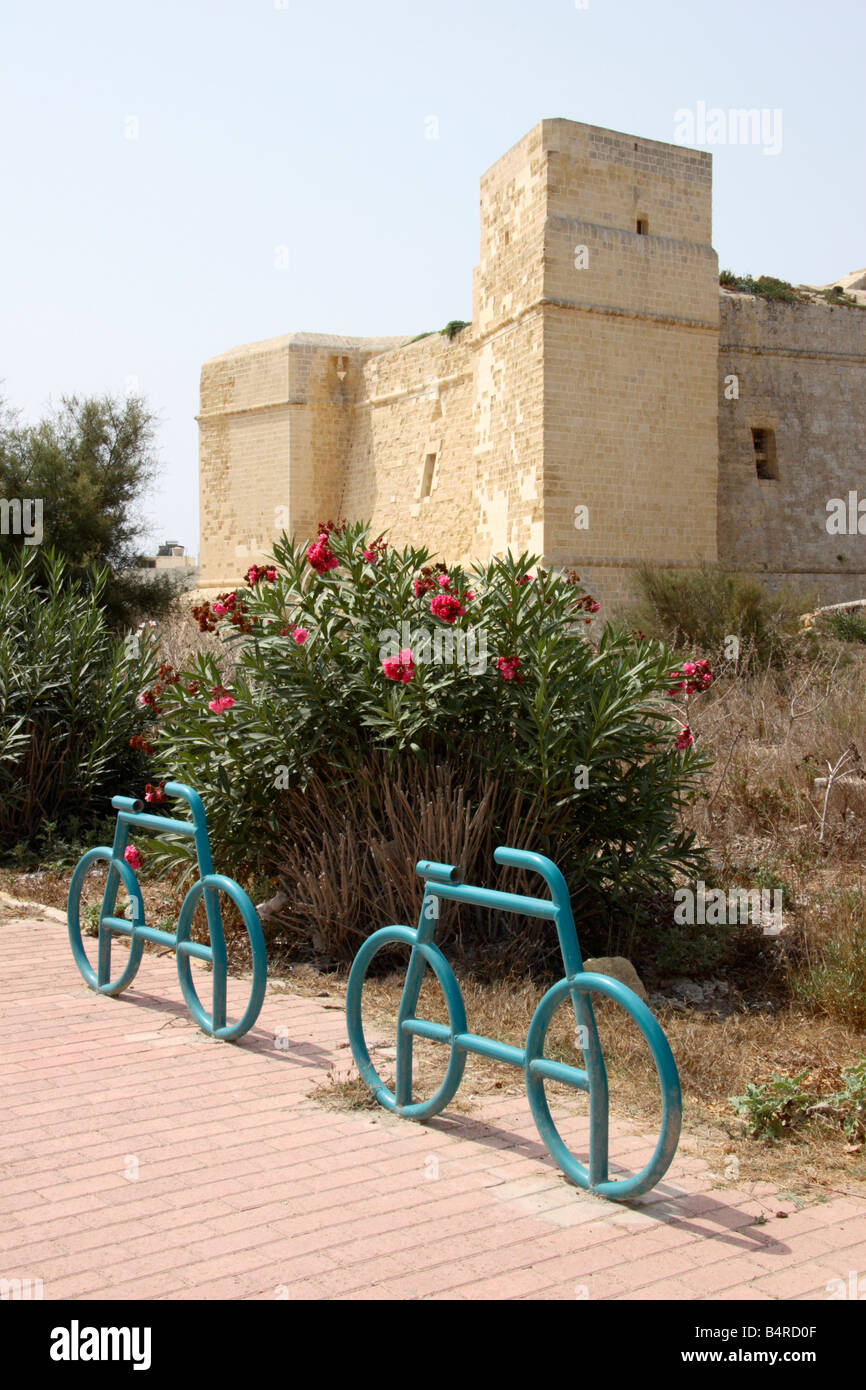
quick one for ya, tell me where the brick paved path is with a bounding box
[2,907,865,1300]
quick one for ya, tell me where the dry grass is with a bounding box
[264,758,552,968]
[305,959,866,1199]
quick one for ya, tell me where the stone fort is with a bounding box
[197,118,866,611]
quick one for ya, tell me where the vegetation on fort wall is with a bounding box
[719,270,863,309]
[129,523,712,965]
[719,270,811,304]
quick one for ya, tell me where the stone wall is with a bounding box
[718,295,866,605]
[537,121,719,611]
[196,117,865,615]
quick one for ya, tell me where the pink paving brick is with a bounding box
[2,912,866,1301]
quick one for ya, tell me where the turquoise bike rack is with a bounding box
[346,847,681,1200]
[67,781,267,1041]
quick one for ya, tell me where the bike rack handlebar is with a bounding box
[493,847,573,915]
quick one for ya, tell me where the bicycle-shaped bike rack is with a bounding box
[346,847,681,1200]
[67,781,266,1041]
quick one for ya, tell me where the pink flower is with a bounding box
[437,573,452,590]
[208,685,235,715]
[306,536,339,574]
[668,659,713,697]
[430,594,465,623]
[496,655,523,683]
[464,590,475,603]
[516,575,532,585]
[212,601,227,617]
[265,566,277,581]
[124,845,143,870]
[674,725,693,751]
[382,648,415,684]
[363,549,377,564]
[291,626,308,645]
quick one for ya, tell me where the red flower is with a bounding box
[144,782,167,804]
[674,725,693,751]
[668,659,714,696]
[382,648,415,683]
[430,594,465,623]
[413,568,437,598]
[306,534,339,574]
[496,655,523,683]
[124,845,143,870]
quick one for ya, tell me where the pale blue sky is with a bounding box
[2,0,863,557]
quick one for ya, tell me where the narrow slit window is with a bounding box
[421,452,437,498]
[636,217,649,235]
[752,427,778,480]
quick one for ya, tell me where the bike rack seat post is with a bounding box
[491,848,610,1185]
[418,849,610,1187]
[162,782,228,1032]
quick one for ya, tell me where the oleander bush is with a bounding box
[130,523,713,965]
[0,548,158,850]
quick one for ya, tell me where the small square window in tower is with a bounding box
[752,427,778,480]
[636,217,649,235]
[420,452,437,498]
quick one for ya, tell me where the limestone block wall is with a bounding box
[537,122,719,613]
[199,336,292,592]
[718,296,866,604]
[340,329,476,563]
[470,124,551,561]
[198,333,406,592]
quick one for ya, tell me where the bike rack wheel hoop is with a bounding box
[524,972,682,1201]
[345,925,468,1121]
[175,874,267,1042]
[67,847,146,996]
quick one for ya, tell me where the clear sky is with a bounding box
[2,0,863,557]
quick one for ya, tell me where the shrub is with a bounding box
[0,549,158,850]
[731,1059,866,1144]
[136,524,713,964]
[625,563,808,668]
[730,1073,816,1141]
[823,609,866,644]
